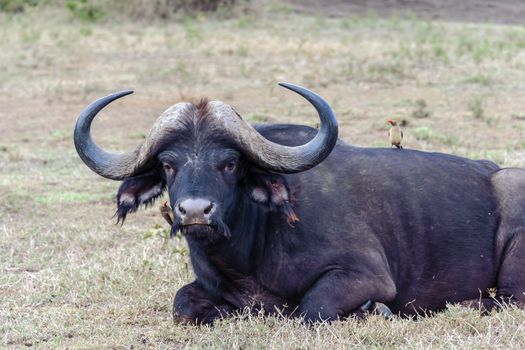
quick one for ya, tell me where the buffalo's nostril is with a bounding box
[178,204,186,215]
[203,203,213,215]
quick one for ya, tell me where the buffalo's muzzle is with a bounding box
[175,198,215,225]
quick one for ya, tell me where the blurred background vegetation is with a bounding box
[0,0,243,19]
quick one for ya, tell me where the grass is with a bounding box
[2,2,525,348]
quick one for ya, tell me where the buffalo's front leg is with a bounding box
[298,270,396,323]
[173,281,235,325]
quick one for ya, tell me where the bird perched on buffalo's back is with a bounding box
[388,119,403,149]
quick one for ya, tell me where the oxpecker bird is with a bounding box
[159,201,174,226]
[388,119,403,149]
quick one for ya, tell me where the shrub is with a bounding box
[1,0,241,18]
[0,0,39,13]
[115,0,239,19]
[411,98,431,119]
[65,0,104,21]
[468,96,484,120]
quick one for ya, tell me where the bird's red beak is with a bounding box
[387,119,395,126]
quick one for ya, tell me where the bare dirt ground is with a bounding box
[1,0,525,348]
[290,0,525,24]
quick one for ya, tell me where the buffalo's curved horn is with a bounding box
[75,83,338,179]
[74,90,191,180]
[210,82,339,173]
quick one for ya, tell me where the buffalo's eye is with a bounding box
[224,161,237,173]
[163,163,175,176]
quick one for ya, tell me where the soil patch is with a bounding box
[287,0,525,24]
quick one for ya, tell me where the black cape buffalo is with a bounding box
[74,83,525,324]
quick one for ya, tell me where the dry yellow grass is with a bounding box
[2,2,525,348]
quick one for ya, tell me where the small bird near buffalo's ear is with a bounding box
[159,201,174,226]
[388,119,403,149]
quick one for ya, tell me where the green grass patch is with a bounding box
[413,127,459,146]
[460,74,494,86]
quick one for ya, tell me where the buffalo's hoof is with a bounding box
[173,304,233,326]
[359,300,373,312]
[359,300,393,319]
[173,314,195,325]
[173,310,197,325]
[371,302,393,318]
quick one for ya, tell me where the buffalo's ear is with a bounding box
[244,168,299,225]
[116,170,166,223]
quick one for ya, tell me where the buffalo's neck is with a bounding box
[210,194,267,273]
[186,195,267,296]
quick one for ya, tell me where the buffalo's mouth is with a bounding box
[182,224,215,237]
[180,222,231,240]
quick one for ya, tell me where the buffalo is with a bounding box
[74,83,525,324]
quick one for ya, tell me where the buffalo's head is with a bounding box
[74,83,338,244]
